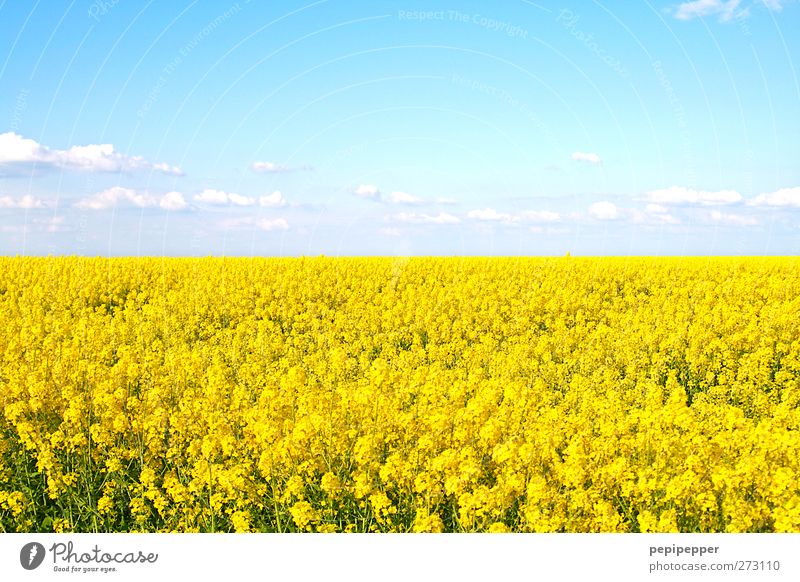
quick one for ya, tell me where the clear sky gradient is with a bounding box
[1,0,799,256]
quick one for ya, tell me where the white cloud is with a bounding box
[747,187,800,207]
[530,225,570,235]
[645,203,669,214]
[193,189,228,205]
[354,184,381,201]
[227,193,255,206]
[37,216,66,232]
[640,203,680,223]
[194,189,254,206]
[632,207,680,224]
[0,132,183,175]
[251,161,289,173]
[589,201,619,220]
[468,208,515,222]
[251,161,310,173]
[255,217,289,231]
[436,197,457,205]
[151,162,184,176]
[0,194,47,209]
[710,210,758,226]
[223,217,290,231]
[467,208,560,224]
[646,186,742,206]
[658,214,680,224]
[379,227,401,237]
[259,190,287,208]
[75,187,142,210]
[394,212,460,224]
[673,0,744,21]
[390,191,424,205]
[75,187,185,211]
[159,191,187,211]
[520,210,560,222]
[571,151,602,165]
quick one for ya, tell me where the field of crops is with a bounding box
[0,256,798,533]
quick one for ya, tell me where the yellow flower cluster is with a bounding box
[0,256,798,532]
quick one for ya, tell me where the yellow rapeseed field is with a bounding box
[0,256,798,533]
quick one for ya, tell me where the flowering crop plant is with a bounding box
[0,256,798,533]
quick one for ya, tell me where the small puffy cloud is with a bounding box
[589,201,618,220]
[436,197,457,205]
[467,208,560,224]
[259,190,287,208]
[251,161,290,173]
[0,194,47,209]
[255,217,289,231]
[632,207,680,224]
[379,227,401,237]
[646,186,742,206]
[657,214,680,224]
[151,162,184,176]
[194,189,254,206]
[673,0,744,21]
[228,193,255,206]
[747,187,800,207]
[159,191,187,211]
[0,133,40,163]
[251,161,310,173]
[520,210,560,222]
[354,184,381,201]
[223,217,289,231]
[571,151,602,165]
[35,216,67,232]
[75,187,186,211]
[645,203,669,214]
[193,189,228,205]
[710,210,758,226]
[394,212,460,224]
[390,191,424,205]
[530,225,570,235]
[75,187,143,210]
[0,132,183,175]
[468,208,514,222]
[640,203,679,223]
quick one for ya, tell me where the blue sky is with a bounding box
[1,0,798,256]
